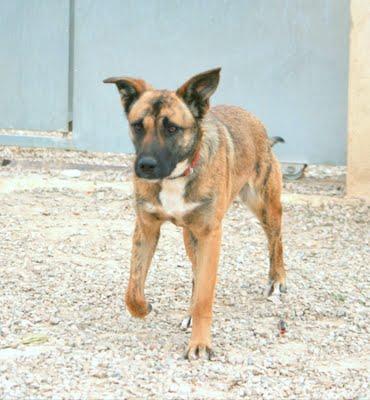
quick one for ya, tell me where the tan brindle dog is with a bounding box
[104,68,286,360]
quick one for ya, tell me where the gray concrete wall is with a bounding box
[0,1,70,131]
[73,0,350,163]
[0,0,350,165]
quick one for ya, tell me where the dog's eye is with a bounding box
[132,122,144,135]
[163,118,181,135]
[167,125,178,134]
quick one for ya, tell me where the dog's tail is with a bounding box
[269,136,285,147]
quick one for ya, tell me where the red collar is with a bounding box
[183,149,201,177]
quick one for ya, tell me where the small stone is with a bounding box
[49,317,60,325]
[91,369,108,379]
[111,370,122,379]
[0,364,8,373]
[61,169,81,178]
[228,353,244,365]
[178,384,192,396]
[169,383,178,393]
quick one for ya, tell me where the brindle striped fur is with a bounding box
[104,68,286,360]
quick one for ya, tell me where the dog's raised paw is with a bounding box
[184,344,213,361]
[126,299,153,318]
[180,316,192,331]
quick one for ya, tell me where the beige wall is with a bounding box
[347,0,370,200]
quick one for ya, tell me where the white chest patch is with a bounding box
[159,178,200,218]
[143,177,200,219]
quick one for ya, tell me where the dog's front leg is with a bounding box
[185,225,222,360]
[125,216,161,318]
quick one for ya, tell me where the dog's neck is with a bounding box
[167,147,201,180]
[182,148,201,177]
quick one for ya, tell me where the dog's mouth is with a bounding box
[134,168,185,181]
[134,157,172,180]
[136,177,161,183]
[134,157,190,181]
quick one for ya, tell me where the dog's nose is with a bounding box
[137,156,158,176]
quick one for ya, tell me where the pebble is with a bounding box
[91,369,108,379]
[228,352,244,365]
[177,384,192,396]
[49,317,60,325]
[61,169,82,178]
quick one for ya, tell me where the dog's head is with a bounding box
[104,68,220,180]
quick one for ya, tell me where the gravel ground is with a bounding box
[0,146,369,399]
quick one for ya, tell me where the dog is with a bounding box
[104,68,286,360]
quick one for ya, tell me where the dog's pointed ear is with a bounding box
[103,76,151,113]
[176,68,221,118]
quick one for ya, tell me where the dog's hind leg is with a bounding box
[180,228,197,330]
[240,162,286,296]
[125,216,161,318]
[260,194,286,297]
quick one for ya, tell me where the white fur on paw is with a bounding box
[266,282,282,303]
[180,316,192,330]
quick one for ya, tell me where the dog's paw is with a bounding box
[265,279,287,299]
[184,343,214,361]
[125,297,153,318]
[180,315,192,331]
